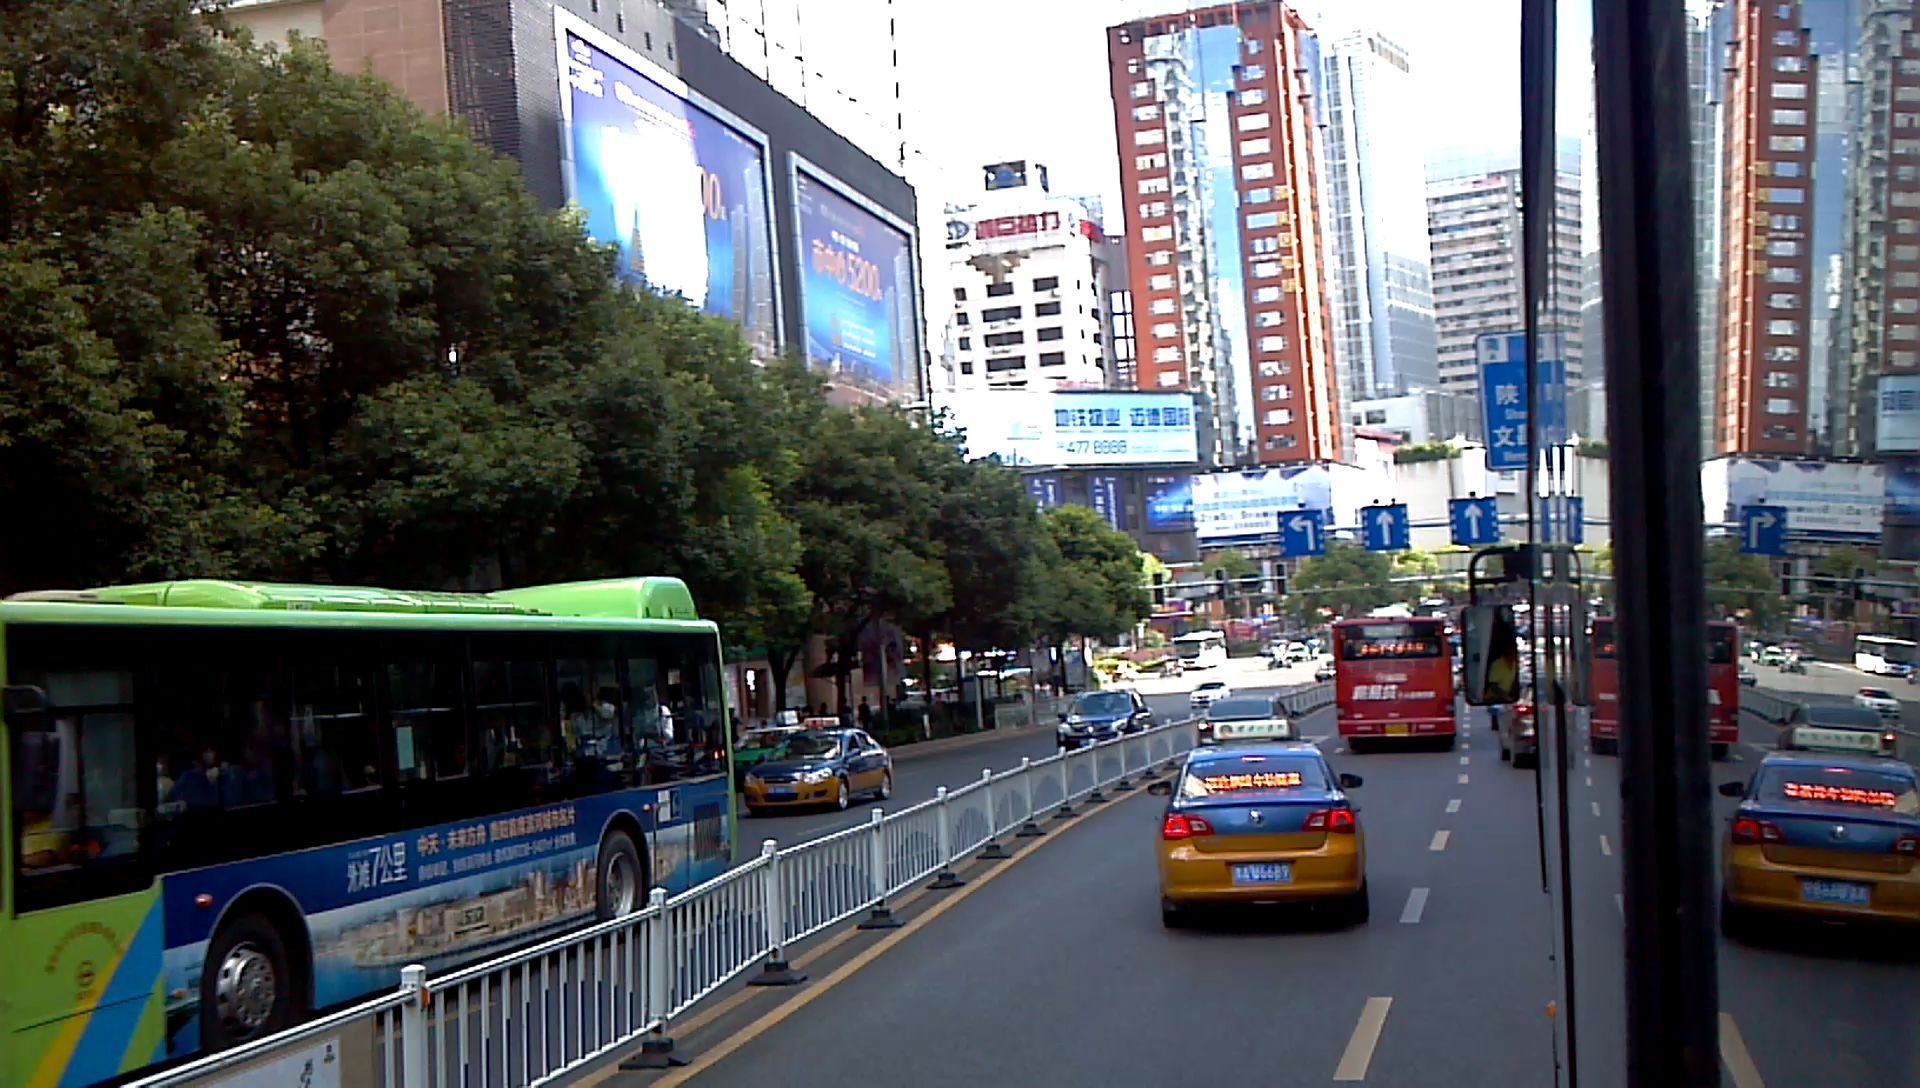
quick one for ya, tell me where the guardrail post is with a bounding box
[748,839,805,986]
[1015,757,1046,837]
[929,786,966,888]
[857,807,902,929]
[979,768,1011,859]
[399,964,427,1088]
[621,888,686,1069]
[1053,748,1077,819]
[1111,736,1137,792]
[1083,742,1110,804]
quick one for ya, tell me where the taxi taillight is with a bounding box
[1304,808,1357,834]
[1895,834,1919,856]
[1162,813,1214,840]
[1731,818,1783,845]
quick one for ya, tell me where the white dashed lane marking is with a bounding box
[1400,887,1430,924]
[1445,798,1461,814]
[1599,834,1614,857]
[1430,830,1451,852]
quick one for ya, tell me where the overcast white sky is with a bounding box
[891,0,1594,218]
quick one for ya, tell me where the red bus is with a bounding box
[1587,617,1738,760]
[1333,617,1457,751]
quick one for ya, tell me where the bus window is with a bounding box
[291,660,381,796]
[472,654,550,775]
[386,659,468,783]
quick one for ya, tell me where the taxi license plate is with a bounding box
[1386,723,1410,736]
[1800,879,1870,907]
[1231,863,1291,885]
[766,789,796,801]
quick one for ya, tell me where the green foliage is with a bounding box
[1577,439,1610,458]
[1286,541,1395,622]
[1392,441,1460,464]
[1205,548,1259,581]
[0,1,1127,695]
[1703,538,1783,628]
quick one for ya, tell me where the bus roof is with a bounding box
[0,577,706,626]
[1332,616,1442,627]
[1856,634,1917,646]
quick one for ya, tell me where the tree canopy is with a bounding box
[0,1,1151,709]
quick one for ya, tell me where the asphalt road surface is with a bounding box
[680,683,1916,1087]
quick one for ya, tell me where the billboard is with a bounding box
[793,159,921,397]
[1088,474,1126,532]
[1025,474,1063,508]
[942,391,1200,467]
[1192,467,1337,544]
[1144,474,1194,532]
[556,13,778,356]
[1879,375,1920,454]
[1702,457,1885,540]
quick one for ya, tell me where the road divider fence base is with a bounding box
[620,1033,689,1071]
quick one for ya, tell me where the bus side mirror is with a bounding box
[1718,781,1746,798]
[1462,606,1522,707]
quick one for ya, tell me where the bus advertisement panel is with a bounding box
[1586,618,1738,759]
[0,578,736,1086]
[1333,618,1456,749]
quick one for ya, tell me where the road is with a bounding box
[655,671,1915,1087]
[730,656,1321,864]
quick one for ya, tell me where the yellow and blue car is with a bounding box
[1150,728,1367,928]
[1719,725,1920,938]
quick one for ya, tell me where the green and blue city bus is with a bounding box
[0,577,737,1087]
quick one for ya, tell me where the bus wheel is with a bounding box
[201,913,296,1050]
[595,831,646,921]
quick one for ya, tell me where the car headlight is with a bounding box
[802,768,834,783]
[743,772,761,786]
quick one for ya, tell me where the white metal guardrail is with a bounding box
[132,718,1198,1088]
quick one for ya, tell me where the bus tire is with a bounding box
[595,831,646,921]
[200,912,298,1051]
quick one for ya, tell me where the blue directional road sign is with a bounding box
[1477,331,1568,472]
[1537,496,1586,545]
[1279,508,1328,558]
[1450,497,1501,546]
[1739,504,1788,557]
[1362,504,1411,552]
[1565,497,1584,545]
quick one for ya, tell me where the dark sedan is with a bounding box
[1057,689,1154,750]
[741,729,893,814]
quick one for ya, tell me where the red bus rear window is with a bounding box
[1339,622,1444,661]
[1592,620,1615,659]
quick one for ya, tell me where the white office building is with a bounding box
[1320,29,1441,404]
[944,165,1116,391]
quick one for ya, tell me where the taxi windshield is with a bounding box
[1756,766,1920,815]
[1178,755,1326,800]
[1071,691,1133,717]
[1207,696,1279,721]
[779,733,842,759]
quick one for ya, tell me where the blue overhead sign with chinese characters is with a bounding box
[1477,331,1568,472]
[1450,497,1501,546]
[1740,504,1788,556]
[1279,508,1329,557]
[1362,504,1411,552]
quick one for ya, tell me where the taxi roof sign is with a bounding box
[1785,724,1897,758]
[1211,718,1295,742]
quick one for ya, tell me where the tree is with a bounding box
[1028,506,1151,688]
[1703,538,1782,630]
[1389,548,1442,600]
[1286,541,1394,622]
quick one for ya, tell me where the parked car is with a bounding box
[1058,688,1154,750]
[741,728,893,814]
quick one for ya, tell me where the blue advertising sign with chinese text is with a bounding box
[1477,331,1567,472]
[1144,474,1193,531]
[1026,474,1063,509]
[1088,474,1125,531]
[794,162,920,396]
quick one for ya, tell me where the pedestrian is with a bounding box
[857,696,873,729]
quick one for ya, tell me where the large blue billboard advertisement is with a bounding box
[794,162,921,397]
[557,14,778,357]
[1145,474,1194,532]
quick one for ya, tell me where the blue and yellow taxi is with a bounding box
[1149,723,1367,927]
[1719,724,1920,937]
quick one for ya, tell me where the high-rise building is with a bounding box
[1424,145,1585,398]
[1320,29,1441,408]
[1842,2,1920,454]
[1106,2,1341,467]
[943,162,1117,391]
[1694,4,1731,452]
[1713,0,1852,455]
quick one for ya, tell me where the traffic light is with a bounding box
[1213,568,1228,600]
[1273,567,1288,597]
[1854,567,1868,603]
[1780,571,1792,598]
[1152,571,1169,606]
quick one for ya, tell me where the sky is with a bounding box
[891,0,1595,220]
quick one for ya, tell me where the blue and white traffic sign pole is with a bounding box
[1450,497,1501,546]
[1362,503,1411,553]
[1279,508,1328,558]
[1739,504,1788,557]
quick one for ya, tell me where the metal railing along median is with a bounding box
[132,718,1198,1088]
